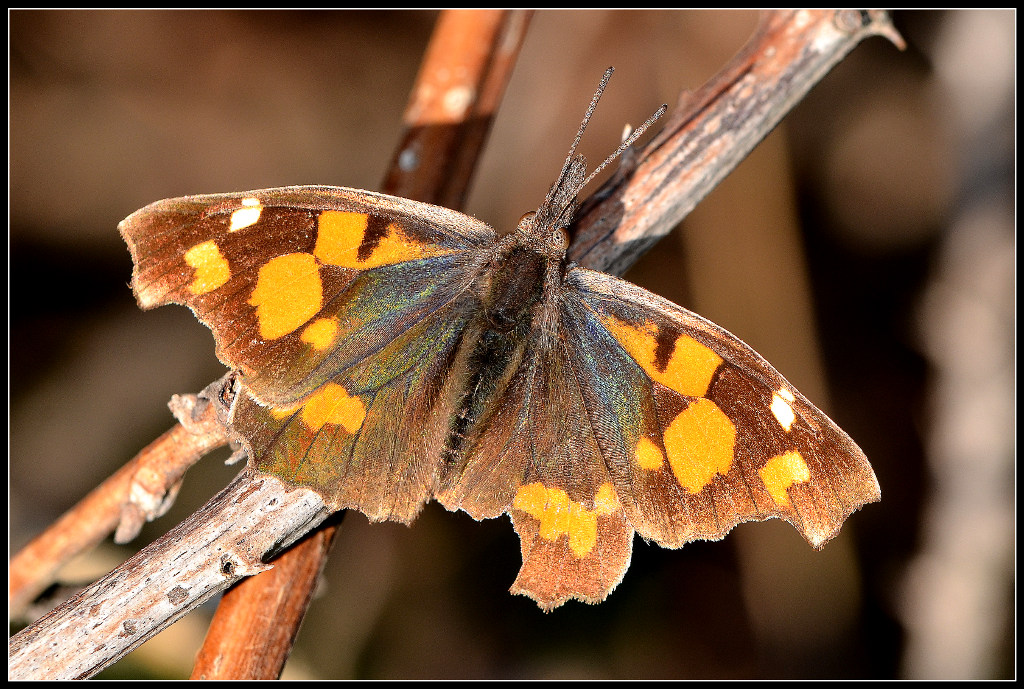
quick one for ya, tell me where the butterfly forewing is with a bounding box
[119,186,495,406]
[434,308,635,610]
[567,267,879,550]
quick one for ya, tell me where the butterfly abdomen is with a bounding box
[439,242,560,474]
[441,328,523,467]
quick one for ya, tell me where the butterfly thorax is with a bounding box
[482,211,570,326]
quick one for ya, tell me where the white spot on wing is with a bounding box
[229,197,262,231]
[771,389,797,432]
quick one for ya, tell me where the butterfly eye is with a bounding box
[516,211,536,232]
[552,227,570,253]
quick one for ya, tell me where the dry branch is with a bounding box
[9,469,330,679]
[571,9,904,275]
[8,374,234,617]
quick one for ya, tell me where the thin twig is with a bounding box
[8,374,234,618]
[8,10,903,680]
[190,512,344,680]
[383,9,534,208]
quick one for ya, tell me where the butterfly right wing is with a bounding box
[563,266,880,551]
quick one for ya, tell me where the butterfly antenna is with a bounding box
[546,72,667,227]
[578,103,667,193]
[538,68,667,230]
[542,66,616,211]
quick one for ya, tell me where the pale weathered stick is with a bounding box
[8,469,329,679]
[8,9,903,680]
[8,374,234,618]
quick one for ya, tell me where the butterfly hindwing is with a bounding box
[434,302,635,609]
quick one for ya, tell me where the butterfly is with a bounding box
[119,70,879,611]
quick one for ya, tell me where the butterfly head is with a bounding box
[514,67,666,258]
[515,149,586,260]
[514,209,572,261]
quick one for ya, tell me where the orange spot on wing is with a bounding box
[314,211,454,269]
[593,483,619,514]
[299,382,366,433]
[760,451,810,508]
[184,240,230,295]
[269,405,298,420]
[635,437,665,470]
[600,314,722,397]
[312,211,368,267]
[513,482,619,558]
[300,317,339,351]
[248,253,322,340]
[664,398,736,493]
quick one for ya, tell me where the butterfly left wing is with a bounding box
[119,186,497,523]
[440,264,879,609]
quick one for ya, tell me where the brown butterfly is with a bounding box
[119,69,879,610]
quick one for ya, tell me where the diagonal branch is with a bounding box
[8,373,235,617]
[571,9,903,275]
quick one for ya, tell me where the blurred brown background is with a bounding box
[9,10,1014,679]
